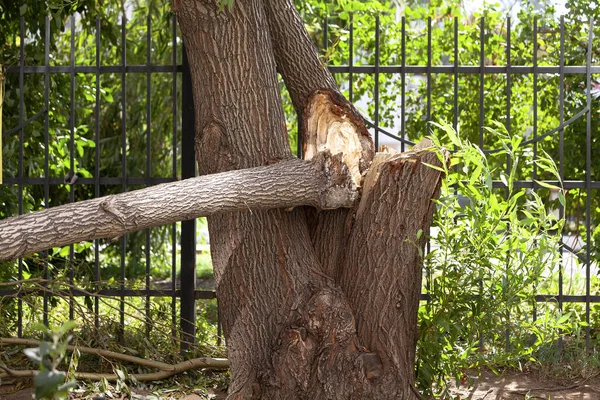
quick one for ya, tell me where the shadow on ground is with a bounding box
[450,370,600,399]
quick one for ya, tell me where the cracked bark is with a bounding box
[176,1,446,398]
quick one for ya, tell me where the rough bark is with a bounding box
[175,1,333,397]
[0,156,357,262]
[301,89,375,280]
[262,0,339,119]
[339,141,448,397]
[175,1,448,398]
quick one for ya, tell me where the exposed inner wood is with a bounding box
[302,89,374,186]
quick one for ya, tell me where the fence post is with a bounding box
[180,44,196,351]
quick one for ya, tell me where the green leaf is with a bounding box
[56,380,77,392]
[19,3,27,15]
[534,180,560,190]
[115,368,126,381]
[23,348,42,364]
[58,320,77,336]
[34,370,66,399]
[558,191,565,207]
[422,162,445,172]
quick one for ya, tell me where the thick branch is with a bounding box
[263,0,338,117]
[0,155,357,262]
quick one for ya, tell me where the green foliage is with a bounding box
[23,321,78,400]
[218,0,235,12]
[1,0,181,286]
[414,121,578,396]
[294,0,599,264]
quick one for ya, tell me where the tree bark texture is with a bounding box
[176,1,447,399]
[262,0,338,120]
[0,156,357,262]
[263,0,375,283]
[175,1,336,397]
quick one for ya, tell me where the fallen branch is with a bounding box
[0,337,229,382]
[0,152,357,261]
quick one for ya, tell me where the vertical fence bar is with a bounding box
[180,45,196,351]
[532,17,538,181]
[452,17,458,132]
[120,15,127,342]
[349,14,353,103]
[69,15,76,321]
[479,17,484,148]
[425,15,432,298]
[426,16,431,125]
[374,15,380,150]
[532,17,538,323]
[94,16,101,330]
[400,17,406,153]
[171,13,178,343]
[323,16,328,52]
[505,16,512,353]
[557,15,565,352]
[478,16,485,350]
[217,303,222,346]
[506,18,511,142]
[585,18,594,353]
[145,14,152,339]
[17,16,24,338]
[43,16,50,328]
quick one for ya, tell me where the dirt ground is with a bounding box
[1,371,600,399]
[0,383,228,400]
[449,370,600,399]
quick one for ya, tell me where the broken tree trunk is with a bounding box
[0,155,357,262]
[176,0,447,398]
[339,143,447,397]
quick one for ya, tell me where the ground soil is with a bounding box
[1,371,599,399]
[0,383,228,400]
[449,370,600,399]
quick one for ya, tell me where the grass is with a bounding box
[196,252,214,281]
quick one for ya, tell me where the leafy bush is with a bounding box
[24,321,78,400]
[414,122,574,396]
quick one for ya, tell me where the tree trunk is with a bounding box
[0,0,446,397]
[0,155,356,262]
[175,1,447,399]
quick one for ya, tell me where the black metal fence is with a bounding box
[1,14,207,348]
[1,12,598,351]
